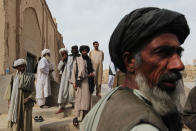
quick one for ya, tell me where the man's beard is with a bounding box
[71,51,79,57]
[45,55,50,61]
[82,55,88,60]
[135,73,185,130]
[135,73,186,116]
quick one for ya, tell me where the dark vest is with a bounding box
[96,87,169,131]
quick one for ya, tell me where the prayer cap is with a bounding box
[109,7,190,72]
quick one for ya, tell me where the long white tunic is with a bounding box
[57,56,75,104]
[36,57,51,99]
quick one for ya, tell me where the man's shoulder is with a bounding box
[97,87,167,131]
[107,87,153,111]
[40,57,45,60]
[188,86,196,98]
[75,56,82,62]
[90,49,103,53]
[99,49,104,53]
[99,87,154,117]
[97,49,104,53]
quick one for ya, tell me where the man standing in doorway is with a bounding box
[36,49,52,108]
[89,41,104,98]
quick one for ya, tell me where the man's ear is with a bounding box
[122,52,136,73]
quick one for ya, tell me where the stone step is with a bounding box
[0,105,78,131]
[33,104,74,119]
[0,114,78,131]
[38,118,78,131]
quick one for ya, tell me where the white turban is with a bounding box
[59,48,68,55]
[41,49,50,57]
[13,59,27,68]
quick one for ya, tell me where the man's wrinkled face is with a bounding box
[93,43,99,50]
[81,50,88,56]
[137,33,184,93]
[17,64,26,73]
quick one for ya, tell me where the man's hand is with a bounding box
[24,97,30,104]
[62,54,68,61]
[73,83,77,91]
[88,73,94,77]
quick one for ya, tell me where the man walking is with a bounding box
[36,49,52,108]
[81,7,190,131]
[89,41,104,97]
[4,59,35,131]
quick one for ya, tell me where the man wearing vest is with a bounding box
[81,7,190,131]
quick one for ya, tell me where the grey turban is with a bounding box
[109,7,190,72]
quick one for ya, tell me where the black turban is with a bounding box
[79,45,90,53]
[71,45,78,50]
[109,7,190,72]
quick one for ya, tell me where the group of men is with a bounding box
[3,41,104,130]
[56,42,104,126]
[3,6,196,131]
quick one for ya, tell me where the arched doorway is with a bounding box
[21,8,42,73]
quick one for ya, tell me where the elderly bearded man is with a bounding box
[56,48,69,113]
[56,47,80,114]
[36,49,52,108]
[81,7,190,131]
[4,59,35,131]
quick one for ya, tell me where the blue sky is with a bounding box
[46,0,196,69]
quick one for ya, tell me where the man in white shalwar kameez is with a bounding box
[89,41,104,98]
[36,49,52,108]
[56,46,80,114]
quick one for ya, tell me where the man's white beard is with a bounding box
[45,56,50,61]
[135,73,186,116]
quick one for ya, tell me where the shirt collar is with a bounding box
[133,89,152,106]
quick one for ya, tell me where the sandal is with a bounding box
[38,116,44,122]
[73,117,79,127]
[34,116,39,122]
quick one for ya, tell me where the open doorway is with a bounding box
[26,53,36,73]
